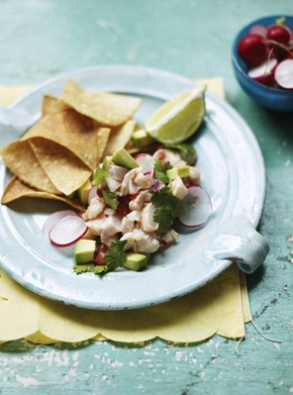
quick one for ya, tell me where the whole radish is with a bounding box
[237,34,267,67]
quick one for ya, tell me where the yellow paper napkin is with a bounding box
[0,79,252,345]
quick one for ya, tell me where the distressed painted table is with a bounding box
[1,1,293,394]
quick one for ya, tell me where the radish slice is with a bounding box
[274,59,293,89]
[42,210,78,236]
[248,57,278,85]
[249,24,267,38]
[134,153,155,174]
[88,185,100,205]
[49,215,88,247]
[178,186,212,228]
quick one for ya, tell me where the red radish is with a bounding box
[42,210,78,236]
[134,153,155,175]
[267,24,291,45]
[49,215,88,247]
[88,185,100,205]
[238,34,267,67]
[249,24,267,38]
[248,57,278,85]
[266,24,292,60]
[178,186,212,228]
[274,59,293,89]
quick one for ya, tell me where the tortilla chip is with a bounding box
[41,94,69,117]
[0,140,61,194]
[29,138,92,196]
[102,119,137,158]
[1,177,85,212]
[60,78,142,127]
[22,108,110,170]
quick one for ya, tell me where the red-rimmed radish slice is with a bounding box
[248,57,278,85]
[88,185,100,205]
[274,59,293,89]
[42,210,78,236]
[178,186,212,228]
[49,215,88,247]
[134,153,155,175]
[249,24,267,38]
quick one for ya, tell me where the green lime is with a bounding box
[145,85,206,144]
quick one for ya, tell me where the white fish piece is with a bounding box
[141,202,158,232]
[101,215,122,238]
[85,208,115,235]
[106,175,121,192]
[119,168,140,196]
[121,216,134,234]
[82,196,106,221]
[127,210,142,222]
[171,176,188,200]
[134,171,154,189]
[111,164,129,180]
[129,190,151,211]
[152,148,186,167]
[188,166,201,185]
[161,228,179,245]
[121,228,160,253]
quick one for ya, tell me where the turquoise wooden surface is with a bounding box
[1,0,293,394]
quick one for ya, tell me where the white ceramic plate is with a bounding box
[0,65,266,310]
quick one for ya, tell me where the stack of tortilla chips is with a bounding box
[0,79,142,212]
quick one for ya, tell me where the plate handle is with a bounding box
[208,215,269,274]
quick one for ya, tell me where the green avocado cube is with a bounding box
[78,179,92,206]
[112,147,138,169]
[166,166,190,181]
[74,239,96,265]
[124,253,148,271]
[131,129,155,148]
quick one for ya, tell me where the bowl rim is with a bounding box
[232,14,293,95]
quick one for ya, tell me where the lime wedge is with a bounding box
[145,85,206,144]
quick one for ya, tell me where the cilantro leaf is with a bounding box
[93,158,108,186]
[153,159,172,184]
[73,262,106,275]
[164,143,196,165]
[104,240,127,273]
[102,189,118,210]
[151,186,181,235]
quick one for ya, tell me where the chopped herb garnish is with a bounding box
[104,240,127,273]
[154,159,172,184]
[102,189,118,210]
[151,186,181,235]
[93,157,108,186]
[165,143,196,165]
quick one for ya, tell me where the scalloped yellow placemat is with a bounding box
[0,78,252,345]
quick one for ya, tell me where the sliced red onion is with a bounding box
[42,210,78,236]
[178,186,212,228]
[153,179,164,191]
[49,215,88,247]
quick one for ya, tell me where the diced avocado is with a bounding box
[112,147,138,169]
[124,252,148,271]
[166,166,190,181]
[131,129,155,148]
[74,239,96,265]
[78,179,92,206]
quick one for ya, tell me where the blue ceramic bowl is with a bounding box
[232,15,293,112]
